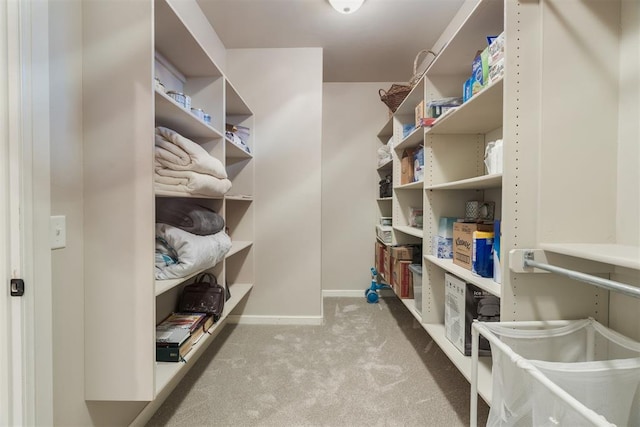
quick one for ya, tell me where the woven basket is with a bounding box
[378,84,412,113]
[409,49,437,88]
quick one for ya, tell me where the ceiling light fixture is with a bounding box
[328,0,365,14]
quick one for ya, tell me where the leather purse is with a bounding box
[178,272,225,321]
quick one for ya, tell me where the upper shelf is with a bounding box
[428,0,504,76]
[225,138,253,159]
[154,0,223,78]
[155,89,225,139]
[377,116,394,140]
[426,78,503,135]
[396,126,424,151]
[539,243,640,271]
[426,174,502,191]
[226,80,252,116]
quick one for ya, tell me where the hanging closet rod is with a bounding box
[523,251,640,299]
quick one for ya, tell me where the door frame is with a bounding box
[1,0,53,425]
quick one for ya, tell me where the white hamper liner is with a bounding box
[471,319,640,427]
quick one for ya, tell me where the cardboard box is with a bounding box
[401,148,415,184]
[390,245,414,261]
[453,222,493,270]
[444,273,500,356]
[375,241,384,278]
[415,100,425,128]
[383,245,391,283]
[392,259,413,298]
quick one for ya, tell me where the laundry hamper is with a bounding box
[470,318,640,427]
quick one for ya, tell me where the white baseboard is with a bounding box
[322,290,365,298]
[227,315,323,325]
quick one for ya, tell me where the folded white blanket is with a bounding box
[155,166,232,197]
[155,126,227,179]
[155,224,232,280]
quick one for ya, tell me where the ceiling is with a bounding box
[196,0,466,82]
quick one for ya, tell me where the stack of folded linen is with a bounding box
[154,126,232,197]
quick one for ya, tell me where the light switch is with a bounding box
[50,215,66,249]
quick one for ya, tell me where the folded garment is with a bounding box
[155,224,232,280]
[155,165,232,197]
[155,126,227,179]
[156,198,224,236]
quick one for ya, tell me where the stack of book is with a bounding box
[156,312,215,362]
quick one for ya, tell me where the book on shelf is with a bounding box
[156,312,209,362]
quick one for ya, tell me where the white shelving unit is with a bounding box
[381,0,640,410]
[83,0,255,402]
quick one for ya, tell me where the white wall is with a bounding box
[226,48,323,321]
[321,83,391,293]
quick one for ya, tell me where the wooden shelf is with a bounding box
[426,174,502,191]
[426,78,503,135]
[394,226,423,239]
[154,0,223,78]
[377,159,393,171]
[377,116,394,139]
[155,283,253,393]
[225,138,253,159]
[395,180,424,190]
[226,79,252,116]
[425,255,501,297]
[539,243,640,271]
[395,126,424,151]
[226,240,253,258]
[422,323,493,405]
[427,0,504,76]
[155,90,225,139]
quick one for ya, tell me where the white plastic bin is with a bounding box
[470,318,640,427]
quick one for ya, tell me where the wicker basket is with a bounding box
[378,84,412,113]
[409,49,437,88]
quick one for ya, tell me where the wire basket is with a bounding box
[378,84,412,113]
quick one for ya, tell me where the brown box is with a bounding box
[401,148,415,185]
[453,222,494,270]
[375,241,384,277]
[383,246,391,283]
[415,100,425,128]
[393,259,413,298]
[390,246,414,261]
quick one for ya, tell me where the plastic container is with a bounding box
[408,264,422,314]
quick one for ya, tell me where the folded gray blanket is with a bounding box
[156,199,225,236]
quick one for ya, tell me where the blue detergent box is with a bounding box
[433,217,457,259]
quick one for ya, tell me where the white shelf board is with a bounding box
[425,256,501,297]
[395,180,424,190]
[427,0,504,76]
[225,138,253,159]
[426,174,502,191]
[376,197,392,202]
[155,90,225,139]
[225,79,252,116]
[395,126,424,151]
[426,78,504,135]
[377,116,394,139]
[155,190,223,199]
[377,159,393,171]
[395,78,425,116]
[154,0,223,78]
[376,236,392,247]
[226,241,253,258]
[155,283,253,393]
[399,298,422,322]
[539,243,640,271]
[394,226,423,239]
[422,323,493,405]
[225,195,253,202]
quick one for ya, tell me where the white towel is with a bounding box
[155,126,227,179]
[155,167,232,197]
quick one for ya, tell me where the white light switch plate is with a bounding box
[50,215,66,249]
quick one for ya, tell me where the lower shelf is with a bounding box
[391,292,493,405]
[155,282,253,394]
[422,323,493,405]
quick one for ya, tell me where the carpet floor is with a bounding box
[147,296,490,426]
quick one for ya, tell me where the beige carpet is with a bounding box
[147,296,490,426]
